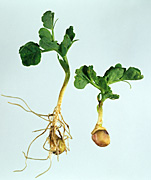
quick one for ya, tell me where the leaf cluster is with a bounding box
[74,64,144,102]
[19,10,76,68]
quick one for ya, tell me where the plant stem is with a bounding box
[52,28,55,41]
[90,80,102,91]
[52,23,55,42]
[97,101,103,126]
[57,56,70,108]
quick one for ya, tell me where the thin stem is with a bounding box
[52,28,55,41]
[90,80,102,91]
[53,19,59,28]
[97,101,103,126]
[122,80,132,89]
[52,21,55,41]
[57,56,70,108]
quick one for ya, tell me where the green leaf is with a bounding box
[87,66,97,81]
[66,26,75,41]
[94,76,110,94]
[103,64,126,85]
[38,28,59,51]
[103,92,119,100]
[19,42,41,66]
[74,75,89,89]
[39,28,52,40]
[75,66,89,80]
[59,34,72,56]
[81,65,110,94]
[104,64,144,85]
[74,66,89,89]
[74,65,109,93]
[42,11,54,30]
[115,63,122,68]
[75,63,144,103]
[122,67,144,80]
[59,26,76,56]
[39,38,59,51]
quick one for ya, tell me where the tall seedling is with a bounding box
[2,10,77,178]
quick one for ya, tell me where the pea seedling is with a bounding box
[74,64,143,147]
[2,10,77,178]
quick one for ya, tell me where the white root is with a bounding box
[2,94,72,177]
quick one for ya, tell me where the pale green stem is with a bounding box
[57,56,70,108]
[52,28,55,41]
[97,102,103,126]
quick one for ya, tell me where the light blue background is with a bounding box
[0,0,150,180]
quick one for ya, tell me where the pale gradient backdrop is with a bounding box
[0,0,150,180]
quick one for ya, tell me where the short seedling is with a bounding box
[2,10,77,178]
[74,63,143,147]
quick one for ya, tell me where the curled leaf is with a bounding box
[59,34,71,56]
[74,65,109,93]
[87,65,97,81]
[103,64,126,85]
[59,26,76,56]
[74,63,143,102]
[74,66,89,89]
[104,63,144,85]
[66,26,75,41]
[122,67,144,80]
